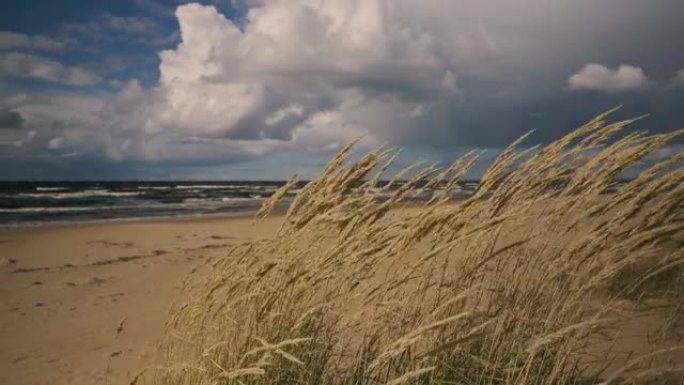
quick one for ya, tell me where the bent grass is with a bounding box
[152,110,683,385]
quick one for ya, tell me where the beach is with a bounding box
[1,204,682,384]
[0,215,283,385]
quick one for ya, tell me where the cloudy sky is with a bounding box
[1,0,683,180]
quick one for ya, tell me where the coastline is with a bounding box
[0,207,267,232]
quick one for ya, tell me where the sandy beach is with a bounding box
[1,206,682,385]
[0,215,283,385]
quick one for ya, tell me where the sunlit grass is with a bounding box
[146,109,683,385]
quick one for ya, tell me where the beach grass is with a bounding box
[149,109,684,385]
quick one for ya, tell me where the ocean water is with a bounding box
[0,181,480,228]
[0,181,296,228]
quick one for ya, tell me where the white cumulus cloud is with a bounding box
[130,0,492,152]
[567,63,651,93]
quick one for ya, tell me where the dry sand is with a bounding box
[0,215,283,385]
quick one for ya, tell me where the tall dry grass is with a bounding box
[150,110,684,385]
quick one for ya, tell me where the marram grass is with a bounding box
[145,110,684,385]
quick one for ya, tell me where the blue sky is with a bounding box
[1,0,683,180]
[0,0,239,87]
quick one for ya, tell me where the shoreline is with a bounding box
[0,209,265,233]
[0,199,432,233]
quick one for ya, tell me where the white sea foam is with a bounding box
[220,197,261,202]
[35,187,70,192]
[174,185,230,190]
[138,186,172,190]
[19,190,140,199]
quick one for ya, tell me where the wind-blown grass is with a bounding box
[150,110,684,385]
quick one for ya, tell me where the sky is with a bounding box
[0,0,683,180]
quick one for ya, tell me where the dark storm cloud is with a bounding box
[0,109,23,129]
[408,88,684,149]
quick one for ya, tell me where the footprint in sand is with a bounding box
[12,356,28,363]
[209,235,233,240]
[86,276,114,286]
[1,257,17,268]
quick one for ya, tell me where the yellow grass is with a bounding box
[151,110,683,385]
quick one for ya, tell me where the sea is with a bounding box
[0,181,480,228]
